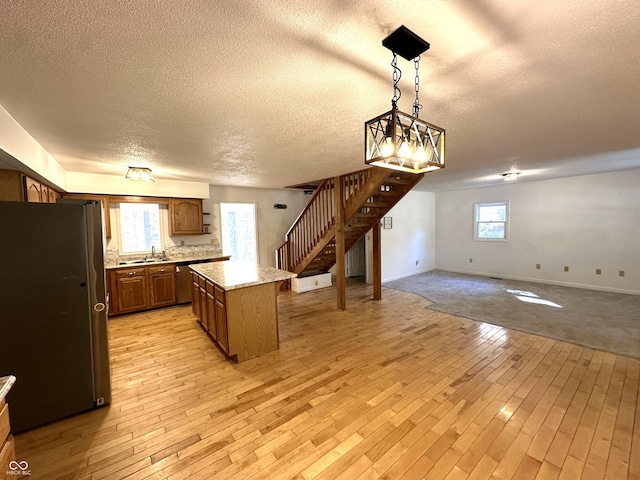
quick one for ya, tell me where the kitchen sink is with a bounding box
[117,258,170,265]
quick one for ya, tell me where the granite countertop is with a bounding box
[106,252,230,269]
[190,260,296,290]
[0,375,16,402]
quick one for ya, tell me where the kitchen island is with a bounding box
[190,260,296,363]
[0,375,17,476]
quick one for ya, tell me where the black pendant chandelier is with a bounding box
[365,26,445,174]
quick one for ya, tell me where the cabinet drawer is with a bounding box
[197,275,206,288]
[115,268,146,278]
[205,280,214,294]
[0,400,10,444]
[148,264,176,275]
[214,286,225,303]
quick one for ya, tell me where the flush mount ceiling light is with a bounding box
[365,26,445,174]
[125,166,155,182]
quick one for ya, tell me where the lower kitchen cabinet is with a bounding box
[109,264,177,316]
[114,268,148,314]
[149,264,177,307]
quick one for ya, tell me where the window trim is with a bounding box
[473,201,510,242]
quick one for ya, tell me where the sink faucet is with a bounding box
[151,245,156,258]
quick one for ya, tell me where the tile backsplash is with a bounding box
[105,241,223,267]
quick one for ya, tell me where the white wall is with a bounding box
[206,185,307,267]
[0,106,68,190]
[435,169,640,294]
[365,190,436,283]
[66,172,209,198]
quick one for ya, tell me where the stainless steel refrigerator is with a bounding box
[0,200,111,433]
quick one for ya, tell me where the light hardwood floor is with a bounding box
[16,283,640,479]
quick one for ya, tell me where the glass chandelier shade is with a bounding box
[365,108,445,173]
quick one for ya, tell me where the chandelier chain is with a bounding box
[391,52,401,109]
[413,56,422,118]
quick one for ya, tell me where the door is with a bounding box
[220,202,258,262]
[345,236,366,278]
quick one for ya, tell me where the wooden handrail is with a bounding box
[286,179,335,269]
[279,166,382,272]
[285,177,332,238]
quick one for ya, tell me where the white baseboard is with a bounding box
[382,267,434,284]
[435,268,640,296]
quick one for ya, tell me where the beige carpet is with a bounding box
[384,270,640,359]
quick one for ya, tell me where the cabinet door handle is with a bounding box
[128,272,134,275]
[158,269,165,273]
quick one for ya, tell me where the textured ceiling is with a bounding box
[1,0,640,191]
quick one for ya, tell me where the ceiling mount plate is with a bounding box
[382,25,430,60]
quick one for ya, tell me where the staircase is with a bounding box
[276,167,424,277]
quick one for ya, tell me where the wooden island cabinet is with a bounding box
[0,376,16,477]
[190,260,296,363]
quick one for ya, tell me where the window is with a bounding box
[119,203,162,253]
[220,202,257,262]
[474,201,509,241]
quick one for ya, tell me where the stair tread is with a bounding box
[353,212,378,217]
[288,167,424,275]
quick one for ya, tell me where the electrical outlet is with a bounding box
[564,266,569,272]
[180,240,185,246]
[596,268,601,275]
[469,258,473,263]
[619,270,625,277]
[536,263,541,270]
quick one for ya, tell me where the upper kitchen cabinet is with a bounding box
[0,170,59,203]
[169,198,203,235]
[48,188,60,203]
[62,194,111,239]
[25,177,42,202]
